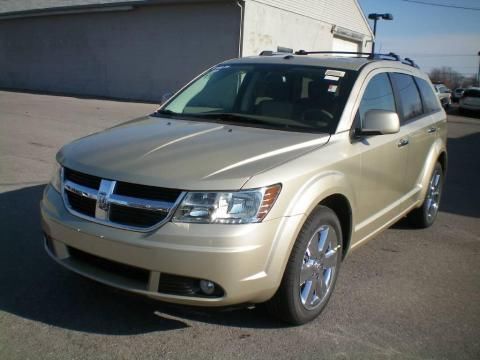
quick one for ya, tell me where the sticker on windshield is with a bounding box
[328,84,338,93]
[325,70,345,77]
[325,75,339,81]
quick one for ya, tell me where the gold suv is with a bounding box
[41,52,447,324]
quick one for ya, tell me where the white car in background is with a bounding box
[433,84,451,109]
[459,88,480,114]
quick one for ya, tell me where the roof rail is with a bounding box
[292,50,419,68]
[380,52,400,61]
[259,46,294,56]
[295,50,373,58]
[403,57,420,68]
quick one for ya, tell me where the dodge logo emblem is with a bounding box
[98,191,109,211]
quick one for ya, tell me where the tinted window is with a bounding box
[391,73,423,121]
[415,77,441,113]
[357,73,396,125]
[464,89,480,98]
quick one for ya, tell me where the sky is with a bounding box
[357,0,480,76]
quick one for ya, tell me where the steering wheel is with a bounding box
[301,109,334,130]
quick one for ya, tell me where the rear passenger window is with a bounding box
[390,73,423,121]
[357,73,396,124]
[415,78,441,113]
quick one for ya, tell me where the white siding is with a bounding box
[332,37,360,53]
[242,1,334,56]
[248,0,372,36]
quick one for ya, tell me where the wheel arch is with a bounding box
[262,171,357,299]
[269,172,357,275]
[319,194,353,259]
[417,139,448,202]
[438,150,448,176]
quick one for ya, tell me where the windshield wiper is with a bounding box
[187,112,297,129]
[153,111,322,133]
[189,113,320,132]
[152,109,178,117]
[187,112,261,123]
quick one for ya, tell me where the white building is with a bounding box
[242,0,372,56]
[0,0,373,102]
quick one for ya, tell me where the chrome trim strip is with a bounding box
[64,180,98,200]
[109,194,173,213]
[61,168,186,232]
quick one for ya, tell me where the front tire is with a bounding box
[408,162,444,228]
[266,206,342,325]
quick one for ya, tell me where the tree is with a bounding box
[428,67,474,89]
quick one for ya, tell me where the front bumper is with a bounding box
[41,185,304,306]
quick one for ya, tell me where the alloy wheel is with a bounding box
[299,225,340,310]
[426,168,442,222]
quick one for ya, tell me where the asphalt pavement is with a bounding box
[0,91,479,359]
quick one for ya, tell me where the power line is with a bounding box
[400,0,480,11]
[411,54,479,57]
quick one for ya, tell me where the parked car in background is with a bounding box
[41,52,447,325]
[459,87,480,114]
[452,88,465,103]
[433,84,451,109]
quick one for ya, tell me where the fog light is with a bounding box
[199,280,215,295]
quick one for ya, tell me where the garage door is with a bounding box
[332,37,360,54]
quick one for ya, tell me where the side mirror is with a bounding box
[357,110,400,136]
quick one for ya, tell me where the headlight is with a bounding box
[50,162,63,193]
[173,184,281,224]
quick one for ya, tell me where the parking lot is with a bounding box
[0,90,479,359]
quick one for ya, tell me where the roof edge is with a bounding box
[0,0,230,20]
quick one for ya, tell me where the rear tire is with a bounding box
[408,162,443,228]
[266,206,342,325]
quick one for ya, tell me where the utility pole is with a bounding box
[368,13,393,56]
[477,51,480,87]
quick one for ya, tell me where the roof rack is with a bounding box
[294,50,401,60]
[258,49,420,69]
[259,46,294,57]
[292,50,419,68]
[295,50,372,57]
[403,57,419,68]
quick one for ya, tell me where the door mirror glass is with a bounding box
[358,110,400,136]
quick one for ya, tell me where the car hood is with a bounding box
[58,116,330,190]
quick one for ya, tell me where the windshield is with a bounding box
[157,63,357,134]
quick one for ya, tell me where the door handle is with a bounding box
[427,127,437,134]
[397,138,409,148]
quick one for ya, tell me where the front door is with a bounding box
[351,72,410,241]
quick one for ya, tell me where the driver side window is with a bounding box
[357,73,396,127]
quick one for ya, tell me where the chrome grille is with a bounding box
[64,167,101,189]
[61,167,185,231]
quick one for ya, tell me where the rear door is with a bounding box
[462,88,480,109]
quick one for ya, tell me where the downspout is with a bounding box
[237,0,245,57]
